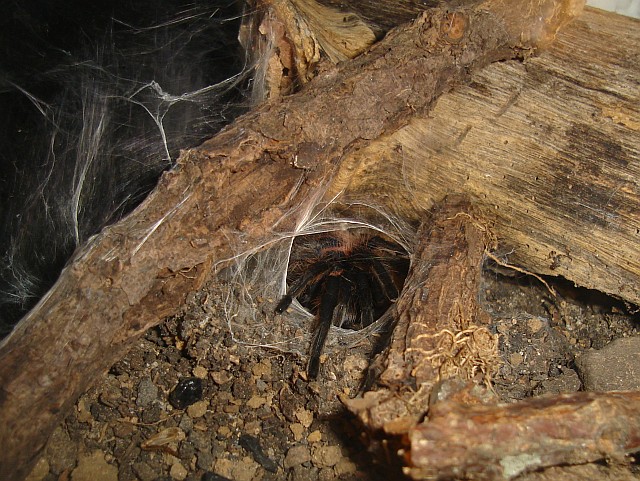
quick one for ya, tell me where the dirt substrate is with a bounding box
[27,272,639,481]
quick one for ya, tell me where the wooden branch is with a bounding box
[0,1,582,478]
[408,391,640,480]
[330,7,640,304]
[344,200,640,480]
[345,197,499,432]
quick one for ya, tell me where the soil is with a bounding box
[28,270,639,481]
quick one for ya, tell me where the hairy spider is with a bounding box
[275,229,410,378]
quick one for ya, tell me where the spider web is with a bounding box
[0,1,256,334]
[216,187,416,357]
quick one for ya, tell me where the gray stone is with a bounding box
[575,337,640,391]
[45,427,77,474]
[136,377,158,407]
[132,462,157,481]
[540,367,582,394]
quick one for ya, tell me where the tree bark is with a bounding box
[329,7,640,304]
[4,1,639,479]
[408,391,640,480]
[345,198,640,478]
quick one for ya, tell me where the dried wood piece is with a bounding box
[0,0,584,478]
[345,197,500,432]
[346,199,640,481]
[329,8,640,305]
[408,391,640,480]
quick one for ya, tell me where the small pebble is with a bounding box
[193,366,208,379]
[334,458,357,476]
[284,445,311,469]
[169,461,188,481]
[214,458,234,478]
[246,395,266,409]
[527,317,544,333]
[509,352,524,367]
[211,371,231,385]
[294,408,313,428]
[197,452,215,471]
[318,467,335,481]
[136,377,158,407]
[231,457,260,481]
[312,445,342,467]
[290,423,305,441]
[243,420,262,435]
[132,462,156,481]
[223,404,240,414]
[252,360,272,378]
[187,400,209,418]
[256,379,268,392]
[307,430,322,443]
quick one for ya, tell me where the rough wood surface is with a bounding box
[408,391,640,480]
[318,0,441,33]
[345,197,640,480]
[330,7,640,305]
[0,1,581,478]
[345,198,499,432]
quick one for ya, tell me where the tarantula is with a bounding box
[275,229,410,378]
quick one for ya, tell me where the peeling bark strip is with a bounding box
[0,1,583,478]
[408,391,640,480]
[344,197,499,432]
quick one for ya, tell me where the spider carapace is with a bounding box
[275,229,410,378]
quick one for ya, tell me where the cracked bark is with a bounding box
[1,1,638,479]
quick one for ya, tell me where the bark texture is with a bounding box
[0,0,584,478]
[409,391,640,480]
[330,7,640,304]
[345,197,499,433]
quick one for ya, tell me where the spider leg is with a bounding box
[348,269,375,329]
[367,236,410,296]
[370,258,402,302]
[307,273,347,378]
[275,262,330,313]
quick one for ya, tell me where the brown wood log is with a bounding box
[408,391,640,480]
[0,1,583,478]
[343,199,640,480]
[344,197,500,432]
[329,7,640,304]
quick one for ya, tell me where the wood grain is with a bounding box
[330,8,640,304]
[0,0,582,478]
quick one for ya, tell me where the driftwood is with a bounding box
[1,0,639,479]
[329,7,640,304]
[345,197,500,432]
[407,391,640,480]
[345,197,640,479]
